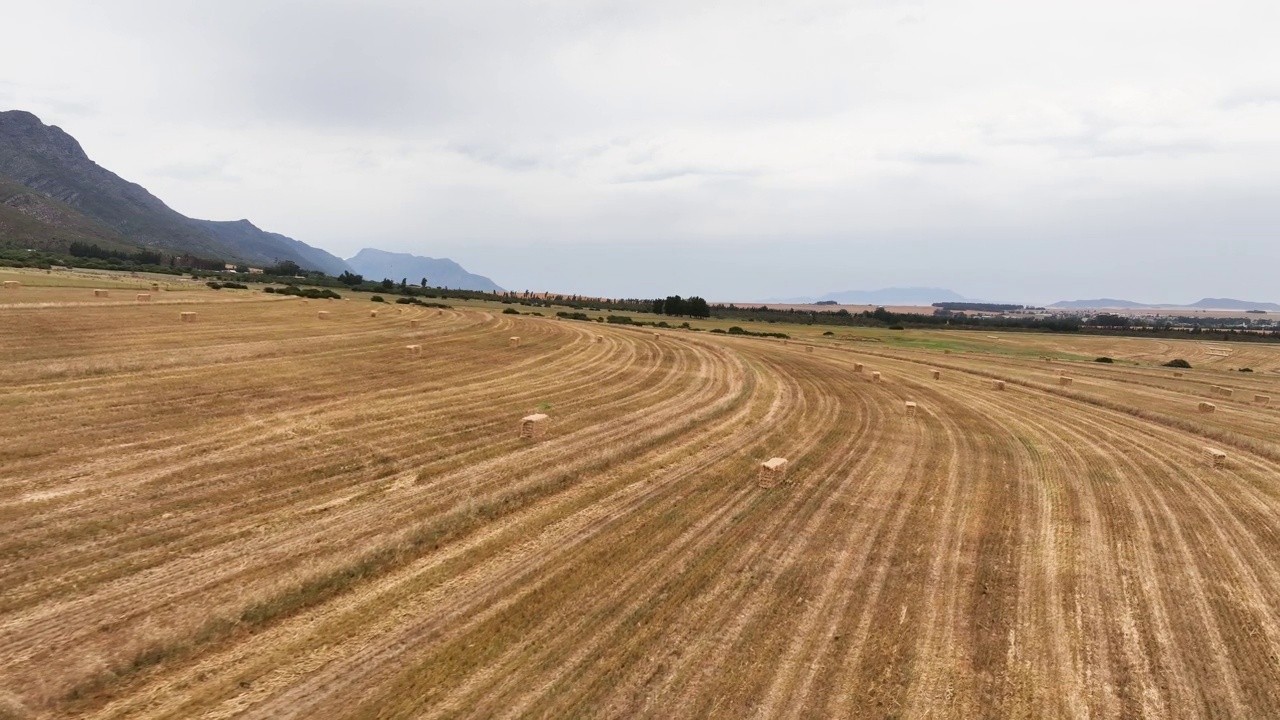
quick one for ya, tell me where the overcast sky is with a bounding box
[3,0,1279,303]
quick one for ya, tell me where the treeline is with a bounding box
[709,304,1083,332]
[933,302,1038,312]
[2,244,224,274]
[652,295,711,318]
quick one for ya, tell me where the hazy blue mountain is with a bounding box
[1049,298,1157,309]
[346,247,503,292]
[1051,298,1279,310]
[1186,298,1280,310]
[192,219,351,276]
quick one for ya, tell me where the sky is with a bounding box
[2,0,1279,304]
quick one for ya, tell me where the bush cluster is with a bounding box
[265,285,341,299]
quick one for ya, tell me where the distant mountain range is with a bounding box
[346,248,503,292]
[763,287,967,305]
[1051,298,1280,311]
[0,109,499,290]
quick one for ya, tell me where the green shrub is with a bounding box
[1094,357,1114,363]
[1163,359,1192,368]
[502,308,520,314]
[888,324,904,330]
[370,295,386,303]
[822,331,834,336]
[1239,367,1254,372]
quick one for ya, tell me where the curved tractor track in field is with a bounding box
[0,288,1278,719]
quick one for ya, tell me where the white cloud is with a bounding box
[2,0,1279,302]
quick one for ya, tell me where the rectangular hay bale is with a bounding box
[758,457,788,488]
[520,413,548,439]
[1203,447,1227,469]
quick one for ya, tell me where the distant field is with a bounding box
[3,276,1280,718]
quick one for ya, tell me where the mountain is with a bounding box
[0,109,349,273]
[1049,298,1157,309]
[346,248,503,292]
[192,219,350,276]
[1051,298,1280,310]
[813,287,965,305]
[0,177,134,251]
[1186,298,1280,311]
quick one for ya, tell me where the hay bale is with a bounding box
[93,289,110,298]
[871,371,882,383]
[180,311,197,322]
[1059,377,1073,386]
[318,311,331,319]
[758,457,788,488]
[653,332,660,339]
[991,380,1005,390]
[943,349,952,354]
[930,369,940,380]
[854,363,863,373]
[1203,447,1227,469]
[520,413,548,439]
[1220,388,1233,398]
[369,309,379,318]
[905,401,917,417]
[805,346,813,353]
[409,319,420,328]
[595,335,604,343]
[1,280,19,289]
[1173,372,1184,377]
[1198,401,1215,413]
[508,336,521,348]
[406,344,422,356]
[1254,394,1270,406]
[1211,385,1222,395]
[136,293,151,302]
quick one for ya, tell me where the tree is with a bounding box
[338,271,364,286]
[421,277,428,288]
[267,260,301,276]
[686,296,710,318]
[380,278,395,291]
[400,278,408,291]
[652,299,664,315]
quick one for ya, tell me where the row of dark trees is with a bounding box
[652,295,711,318]
[65,241,224,271]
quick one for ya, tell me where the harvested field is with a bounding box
[2,283,1280,719]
